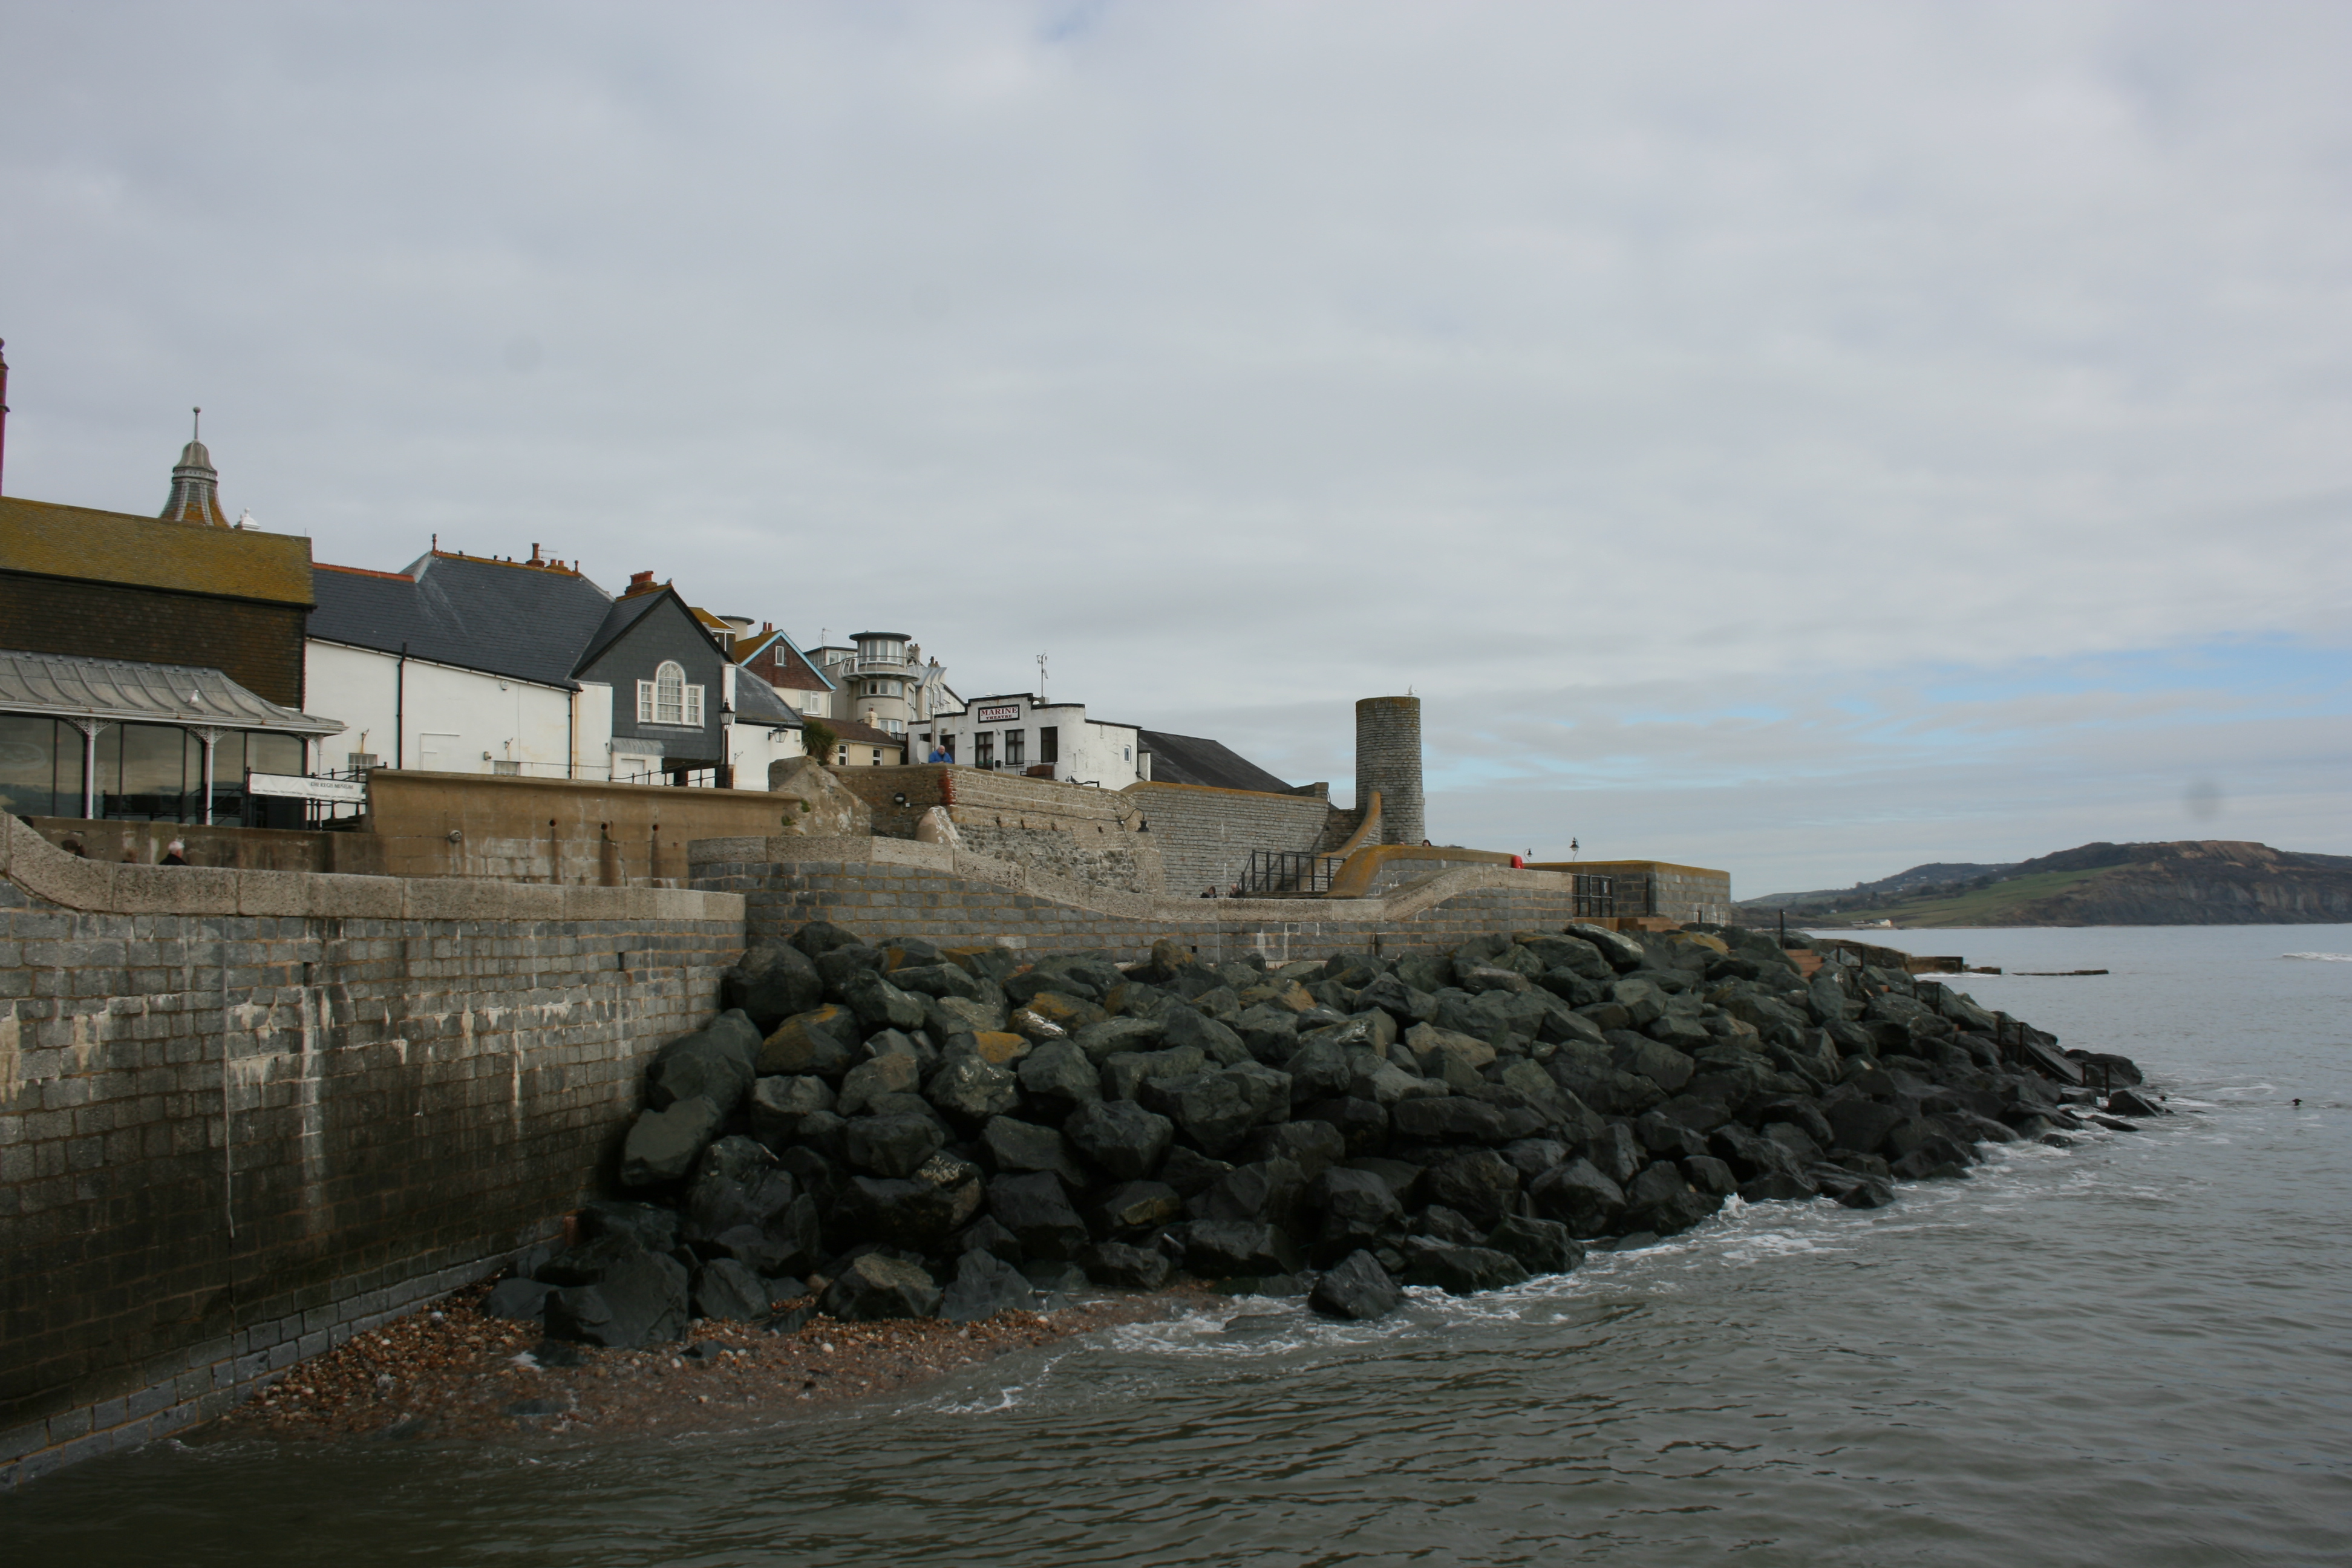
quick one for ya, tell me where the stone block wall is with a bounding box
[689,835,1633,966]
[1354,696,1425,847]
[1122,781,1355,897]
[825,766,1166,894]
[0,817,742,1487]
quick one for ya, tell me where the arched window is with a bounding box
[636,661,704,727]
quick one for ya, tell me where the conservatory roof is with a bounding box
[0,650,346,736]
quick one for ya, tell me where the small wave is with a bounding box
[2281,951,2352,962]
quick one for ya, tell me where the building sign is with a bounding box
[246,771,368,804]
[974,703,1021,724]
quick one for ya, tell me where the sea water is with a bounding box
[7,925,2348,1566]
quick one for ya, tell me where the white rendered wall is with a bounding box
[304,641,612,779]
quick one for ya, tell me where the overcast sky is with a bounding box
[4,1,2347,895]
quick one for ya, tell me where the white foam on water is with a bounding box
[2280,951,2352,962]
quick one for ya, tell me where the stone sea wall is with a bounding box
[0,818,741,1487]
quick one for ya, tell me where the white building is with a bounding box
[921,692,1149,786]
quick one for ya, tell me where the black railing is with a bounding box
[1240,851,1349,895]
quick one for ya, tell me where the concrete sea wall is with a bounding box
[0,817,742,1486]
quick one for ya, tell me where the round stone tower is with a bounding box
[1354,694,1425,846]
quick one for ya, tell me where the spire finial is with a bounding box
[192,407,201,441]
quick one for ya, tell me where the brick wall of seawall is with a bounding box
[690,835,1621,966]
[1122,782,1353,898]
[0,818,742,1487]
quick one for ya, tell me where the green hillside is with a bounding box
[1780,866,2112,928]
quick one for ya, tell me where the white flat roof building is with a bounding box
[920,693,1148,786]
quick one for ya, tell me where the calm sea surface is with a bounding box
[8,924,2349,1566]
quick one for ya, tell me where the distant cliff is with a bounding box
[1742,840,2352,927]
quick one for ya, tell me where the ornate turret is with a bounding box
[160,407,229,526]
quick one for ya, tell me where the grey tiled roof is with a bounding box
[309,555,616,687]
[0,648,344,735]
[1137,730,1293,794]
[731,667,806,727]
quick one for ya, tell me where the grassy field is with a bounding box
[1768,865,2114,928]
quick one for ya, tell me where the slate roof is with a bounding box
[309,553,615,687]
[0,648,344,735]
[1137,730,1294,794]
[731,666,805,728]
[0,495,315,607]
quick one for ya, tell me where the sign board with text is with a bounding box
[246,771,368,804]
[974,704,1021,725]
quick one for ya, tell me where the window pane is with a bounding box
[249,732,304,777]
[114,723,188,820]
[0,717,59,817]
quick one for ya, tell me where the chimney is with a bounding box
[528,543,544,566]
[626,570,656,596]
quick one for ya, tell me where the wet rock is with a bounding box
[2105,1088,2163,1117]
[1485,1214,1584,1276]
[1159,1004,1250,1066]
[645,1011,763,1115]
[988,1171,1089,1260]
[1584,1122,1645,1186]
[1189,1158,1310,1232]
[925,1055,1021,1128]
[828,1157,984,1250]
[1138,1070,1263,1157]
[748,1074,836,1143]
[1683,1155,1738,1196]
[620,1096,724,1187]
[1076,1017,1169,1064]
[818,1254,942,1321]
[953,1214,1024,1263]
[1312,1166,1405,1247]
[1243,1120,1347,1179]
[577,1198,682,1253]
[940,1248,1035,1322]
[1526,1158,1626,1235]
[1016,1040,1101,1111]
[844,1113,947,1178]
[1063,1100,1175,1180]
[1182,1221,1302,1278]
[1088,1180,1184,1236]
[1400,1238,1531,1295]
[482,1276,555,1322]
[1102,1045,1207,1101]
[1425,1149,1521,1226]
[1079,1240,1175,1290]
[683,1135,797,1243]
[982,1115,1089,1184]
[1567,923,1648,970]
[544,1248,690,1348]
[758,1007,860,1079]
[835,1053,923,1119]
[1391,1096,1511,1145]
[691,1258,772,1322]
[1826,1099,1903,1155]
[1309,1249,1405,1320]
[720,942,825,1031]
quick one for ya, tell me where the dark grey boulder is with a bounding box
[1426,1149,1521,1227]
[1414,1204,1486,1246]
[1077,1017,1169,1065]
[1156,1145,1233,1198]
[683,1135,799,1243]
[1298,1096,1390,1156]
[988,1171,1089,1261]
[1526,1158,1626,1235]
[1016,1040,1101,1111]
[1021,1258,1090,1295]
[835,1052,923,1117]
[1189,1158,1309,1233]
[620,1096,724,1187]
[1501,1137,1571,1180]
[1312,1166,1405,1246]
[2105,1088,2163,1117]
[1683,1155,1738,1196]
[577,1198,682,1253]
[1485,1214,1584,1276]
[1826,1099,1903,1155]
[1063,1100,1174,1180]
[748,1074,836,1143]
[981,1115,1088,1184]
[691,1258,772,1322]
[1159,1004,1250,1066]
[844,1113,948,1178]
[1138,1071,1262,1156]
[645,1011,763,1115]
[1611,1034,1694,1093]
[837,966,931,1032]
[791,920,864,959]
[1079,1240,1174,1290]
[1739,1170,1821,1203]
[925,1054,1022,1128]
[1809,1163,1898,1209]
[544,1248,690,1348]
[1183,1220,1302,1278]
[1566,923,1646,970]
[1391,1097,1511,1145]
[818,1254,941,1321]
[940,1248,1035,1322]
[722,942,825,1031]
[1243,1120,1347,1180]
[1584,1123,1645,1186]
[892,961,987,1002]
[1623,1160,1687,1210]
[828,1160,984,1250]
[1088,1180,1183,1236]
[1400,1237,1531,1295]
[1308,1249,1404,1320]
[953,1214,1024,1263]
[483,1276,556,1321]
